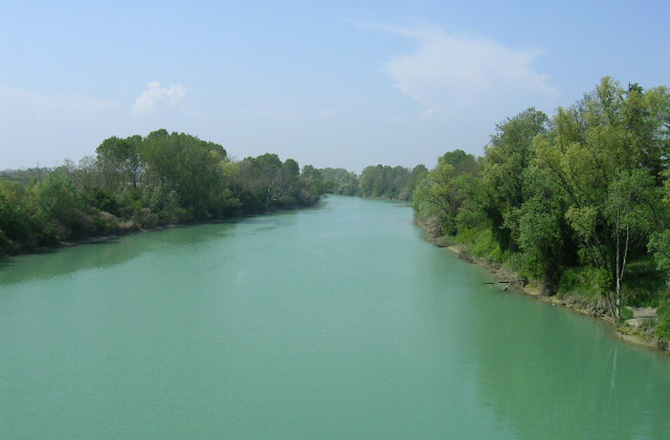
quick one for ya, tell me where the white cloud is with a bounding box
[132,81,187,116]
[382,25,558,117]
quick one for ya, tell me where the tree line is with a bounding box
[411,77,670,338]
[318,164,428,200]
[0,129,325,256]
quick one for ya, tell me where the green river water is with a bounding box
[1,196,669,439]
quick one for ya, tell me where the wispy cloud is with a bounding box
[132,81,187,116]
[380,25,558,117]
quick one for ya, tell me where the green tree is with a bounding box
[96,135,144,192]
[534,78,663,318]
[141,131,229,219]
[481,108,550,251]
[319,168,359,196]
[237,153,319,211]
[358,165,412,200]
[28,170,93,241]
[413,150,479,237]
[301,165,325,202]
[401,165,429,201]
[503,169,572,294]
[0,180,35,254]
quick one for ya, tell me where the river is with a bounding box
[1,195,669,439]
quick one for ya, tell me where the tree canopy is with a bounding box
[0,130,325,256]
[413,77,670,323]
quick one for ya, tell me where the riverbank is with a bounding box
[444,243,669,355]
[0,202,324,261]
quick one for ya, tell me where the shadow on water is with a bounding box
[0,222,239,287]
[0,204,327,288]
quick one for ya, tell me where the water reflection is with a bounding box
[464,285,670,439]
[0,222,237,287]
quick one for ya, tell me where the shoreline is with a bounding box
[445,244,669,355]
[0,203,323,261]
[1,224,179,259]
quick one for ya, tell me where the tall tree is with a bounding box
[141,131,229,219]
[534,78,661,318]
[413,150,479,237]
[481,108,550,250]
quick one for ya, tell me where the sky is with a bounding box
[1,0,669,173]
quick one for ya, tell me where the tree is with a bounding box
[141,131,229,219]
[412,150,479,237]
[319,168,359,196]
[481,108,550,251]
[358,165,412,200]
[28,170,93,241]
[605,170,657,317]
[237,153,319,211]
[622,84,670,179]
[534,78,662,318]
[301,165,325,202]
[503,168,572,295]
[96,135,144,192]
[0,180,34,254]
[401,165,429,201]
[647,169,670,282]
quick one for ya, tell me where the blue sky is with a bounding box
[1,0,668,172]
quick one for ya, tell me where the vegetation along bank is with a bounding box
[0,129,326,257]
[409,77,670,353]
[314,77,670,354]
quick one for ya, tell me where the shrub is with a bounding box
[656,317,670,341]
[657,303,670,341]
[471,228,504,262]
[558,266,604,298]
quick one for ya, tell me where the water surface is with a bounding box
[1,196,669,439]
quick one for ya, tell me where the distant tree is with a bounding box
[0,180,35,254]
[318,168,360,196]
[301,165,325,201]
[412,150,479,236]
[28,170,93,241]
[358,165,415,200]
[96,135,144,192]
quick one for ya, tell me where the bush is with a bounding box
[656,317,670,341]
[657,303,670,341]
[621,259,668,308]
[619,307,634,320]
[558,266,604,298]
[470,228,504,262]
